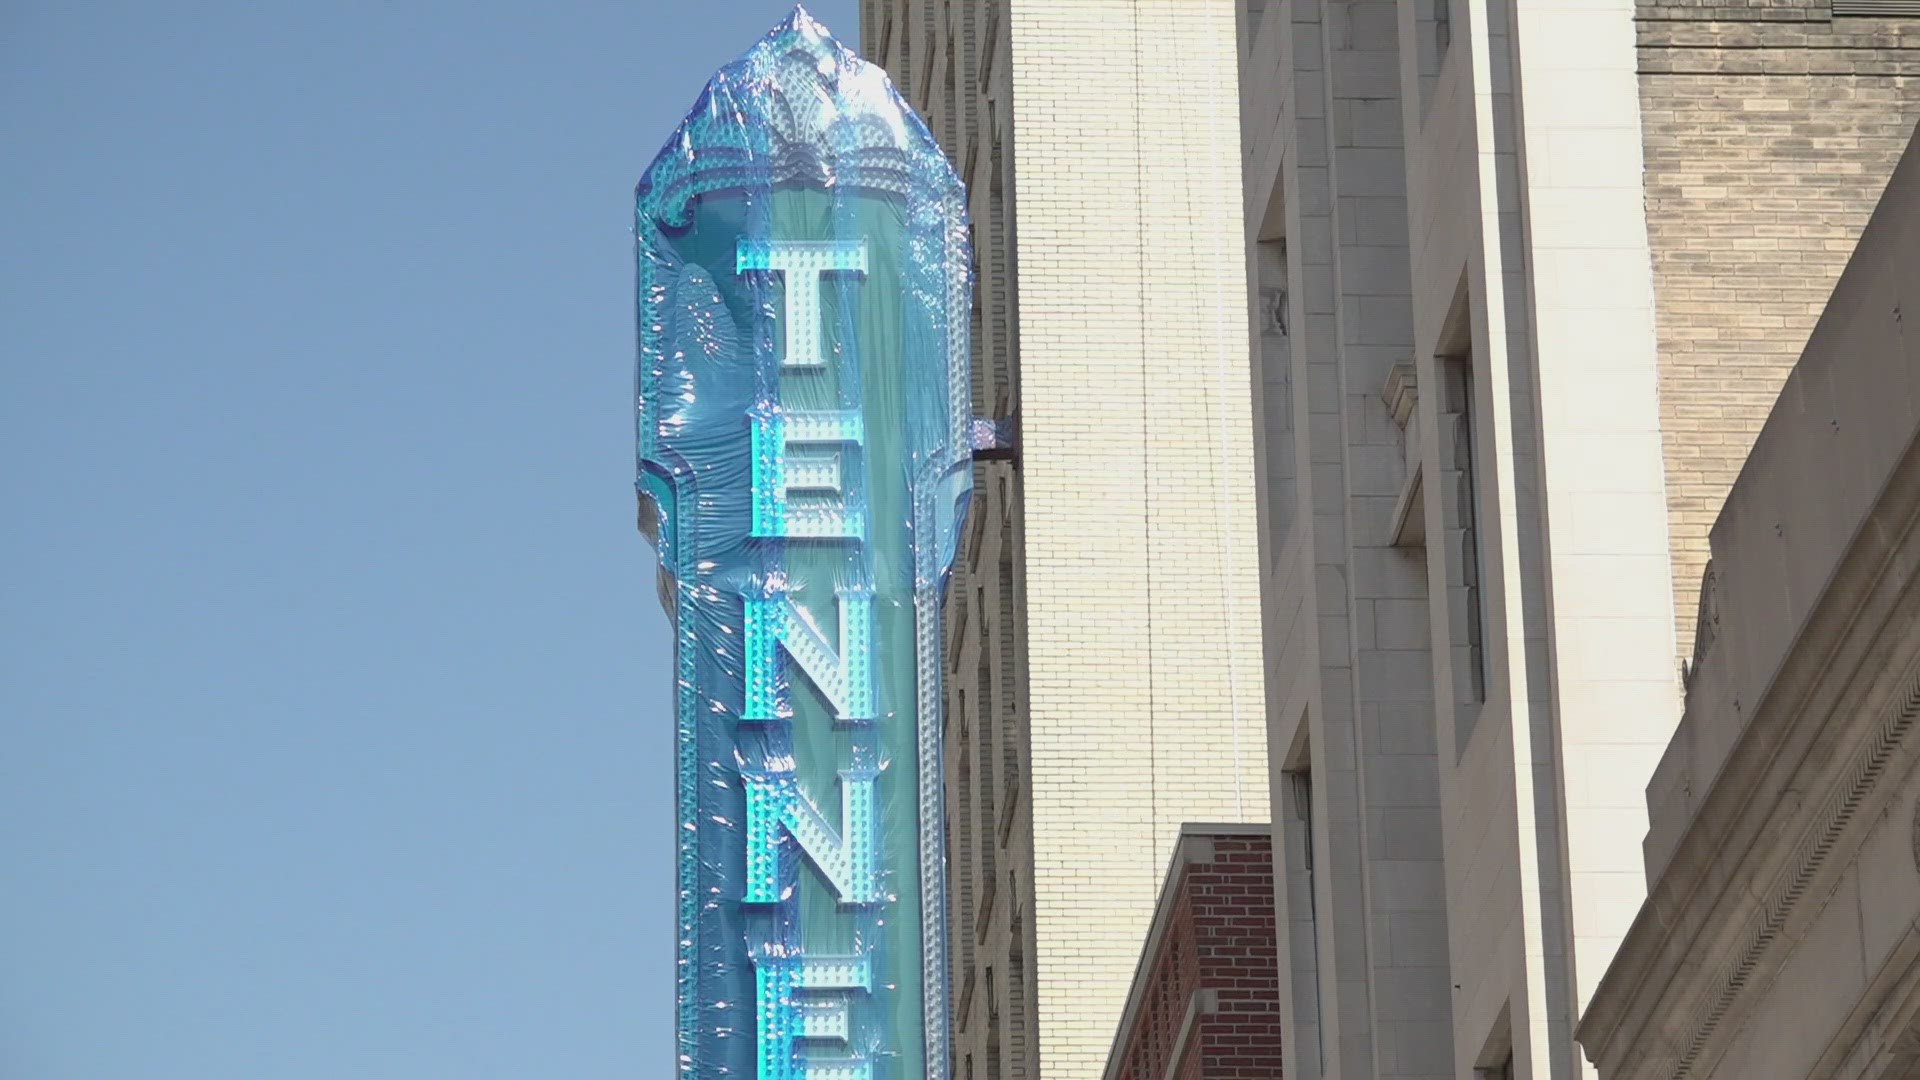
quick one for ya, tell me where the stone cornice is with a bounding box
[1663,657,1920,1078]
[1579,435,1920,1079]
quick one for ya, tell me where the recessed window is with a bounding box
[1435,276,1490,756]
[1419,0,1454,124]
[1455,360,1488,707]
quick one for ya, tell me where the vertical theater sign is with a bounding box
[635,9,970,1079]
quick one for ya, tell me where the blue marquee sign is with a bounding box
[635,9,971,1079]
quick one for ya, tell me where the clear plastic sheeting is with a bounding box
[634,8,971,1079]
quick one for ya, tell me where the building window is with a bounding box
[1419,0,1453,122]
[1437,276,1492,757]
[1285,753,1326,1079]
[1007,906,1030,1070]
[1256,239,1294,543]
[1455,361,1489,707]
[985,965,1002,1080]
[978,3,999,89]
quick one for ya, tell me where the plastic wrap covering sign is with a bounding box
[635,9,970,1079]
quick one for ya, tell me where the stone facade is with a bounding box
[1635,3,1920,660]
[861,3,1272,1078]
[1577,125,1920,1080]
[1245,0,1689,1075]
[1240,2,1920,1079]
[1103,825,1286,1080]
[866,1,1920,1078]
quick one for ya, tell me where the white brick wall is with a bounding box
[1007,2,1271,1076]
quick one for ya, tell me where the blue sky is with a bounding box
[0,2,857,1075]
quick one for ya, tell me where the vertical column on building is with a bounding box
[1393,1,1607,1074]
[1270,3,1369,1075]
[1507,0,1684,1047]
[1237,5,1319,1078]
[1331,2,1457,1076]
[1260,1,1458,1077]
[1458,3,1575,1074]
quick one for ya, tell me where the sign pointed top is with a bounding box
[635,1,957,229]
[749,3,838,61]
[778,4,827,37]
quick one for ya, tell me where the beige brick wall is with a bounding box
[870,3,1269,1078]
[1005,3,1270,1077]
[1635,8,1920,660]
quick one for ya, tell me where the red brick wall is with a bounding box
[1110,833,1284,1079]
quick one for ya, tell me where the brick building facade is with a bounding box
[1104,826,1285,1080]
[860,2,1271,1077]
[1635,3,1920,659]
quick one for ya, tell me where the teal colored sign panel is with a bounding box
[635,9,971,1079]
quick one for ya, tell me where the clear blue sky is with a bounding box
[0,2,857,1076]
